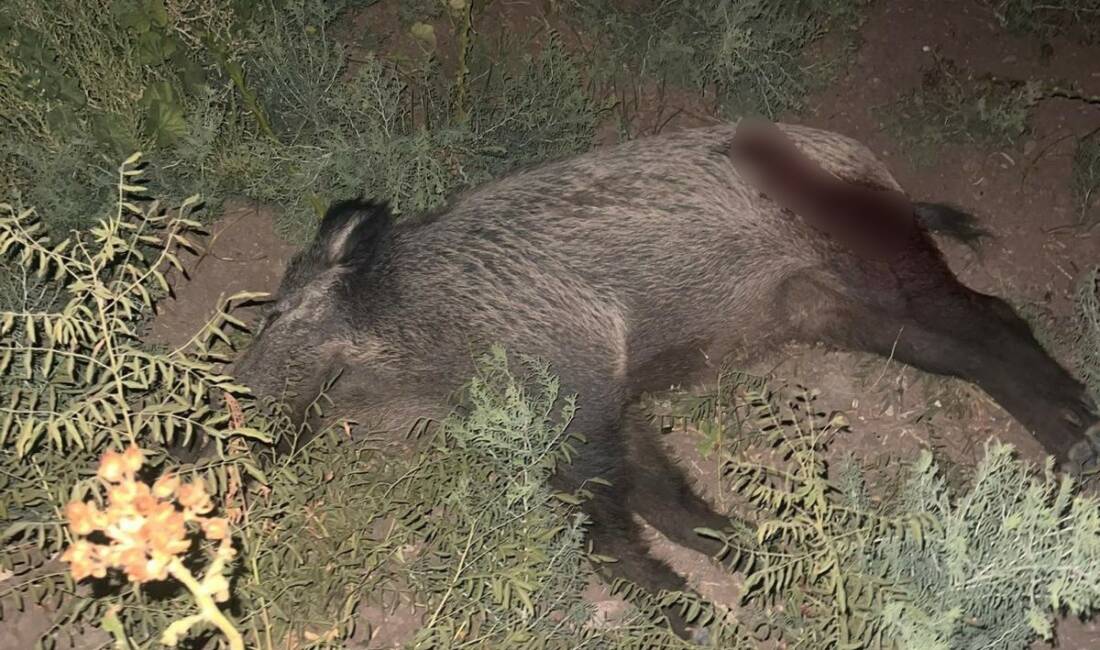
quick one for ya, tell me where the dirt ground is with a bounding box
[6,0,1098,647]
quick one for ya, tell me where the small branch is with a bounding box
[163,557,243,650]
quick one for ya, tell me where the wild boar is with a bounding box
[230,118,1099,639]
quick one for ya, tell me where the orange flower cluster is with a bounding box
[61,444,232,593]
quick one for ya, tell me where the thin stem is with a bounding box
[166,558,244,650]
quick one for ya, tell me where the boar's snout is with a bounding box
[216,199,391,429]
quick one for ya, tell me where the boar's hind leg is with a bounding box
[778,271,1100,471]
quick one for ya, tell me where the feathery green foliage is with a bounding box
[569,0,865,126]
[862,444,1100,649]
[0,0,595,240]
[322,346,747,649]
[0,155,268,647]
[641,368,771,460]
[218,345,762,649]
[236,20,597,240]
[699,382,1100,649]
[0,0,252,233]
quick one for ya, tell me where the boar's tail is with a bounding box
[912,202,990,247]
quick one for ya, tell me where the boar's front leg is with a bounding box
[549,367,713,641]
[621,405,738,563]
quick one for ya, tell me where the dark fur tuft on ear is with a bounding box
[274,198,394,297]
[913,202,991,247]
[317,197,394,268]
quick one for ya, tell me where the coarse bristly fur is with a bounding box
[230,118,1100,641]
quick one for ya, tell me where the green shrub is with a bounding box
[0,0,596,241]
[234,19,597,240]
[307,345,750,649]
[0,0,248,233]
[698,383,1100,649]
[0,155,266,647]
[568,0,866,125]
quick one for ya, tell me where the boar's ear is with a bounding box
[316,198,394,268]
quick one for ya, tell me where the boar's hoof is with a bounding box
[1065,421,1100,476]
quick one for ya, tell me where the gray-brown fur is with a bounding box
[230,120,1099,641]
